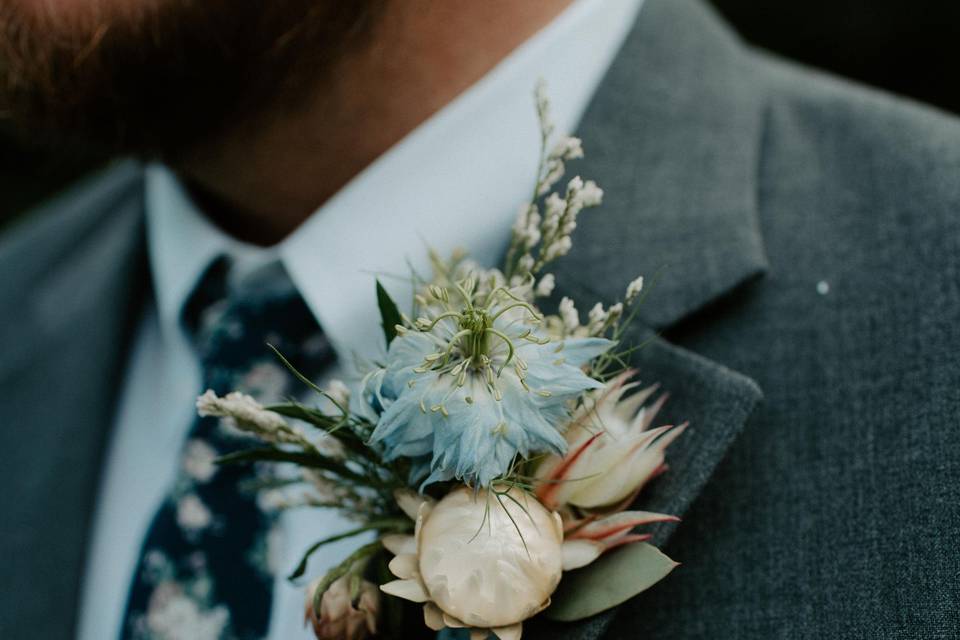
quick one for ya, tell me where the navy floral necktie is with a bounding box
[121,259,334,640]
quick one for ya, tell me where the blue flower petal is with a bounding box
[365,329,611,485]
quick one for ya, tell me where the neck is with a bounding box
[177,0,572,246]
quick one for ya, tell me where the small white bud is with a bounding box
[535,274,556,298]
[517,254,535,273]
[538,159,566,196]
[625,276,645,304]
[588,302,607,327]
[580,180,603,207]
[550,136,584,161]
[544,235,573,261]
[559,297,579,332]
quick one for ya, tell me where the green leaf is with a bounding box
[215,447,371,486]
[545,543,678,622]
[267,403,339,429]
[376,280,403,347]
[267,344,325,396]
[287,518,410,581]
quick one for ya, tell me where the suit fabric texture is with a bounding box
[1,1,958,638]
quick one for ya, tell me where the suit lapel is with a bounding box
[0,162,147,640]
[539,1,770,638]
[559,0,768,330]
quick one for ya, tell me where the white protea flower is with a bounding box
[529,371,684,567]
[535,370,686,511]
[380,486,565,639]
[305,575,380,640]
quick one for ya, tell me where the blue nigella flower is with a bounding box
[365,279,612,487]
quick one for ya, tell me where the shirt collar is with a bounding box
[146,0,645,366]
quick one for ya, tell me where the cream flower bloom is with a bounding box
[523,372,684,569]
[536,371,686,510]
[381,486,565,640]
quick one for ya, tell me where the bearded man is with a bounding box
[0,1,958,639]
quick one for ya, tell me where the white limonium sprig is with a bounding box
[626,275,645,304]
[534,273,556,298]
[504,82,604,284]
[197,390,292,440]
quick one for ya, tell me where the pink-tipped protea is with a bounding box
[305,575,379,640]
[534,371,685,566]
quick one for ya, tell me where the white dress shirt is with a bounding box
[77,0,644,637]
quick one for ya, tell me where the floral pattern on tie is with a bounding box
[121,261,334,640]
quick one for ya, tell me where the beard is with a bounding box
[0,0,382,160]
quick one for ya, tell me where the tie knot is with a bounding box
[182,257,334,400]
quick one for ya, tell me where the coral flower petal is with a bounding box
[536,431,603,508]
[570,511,680,542]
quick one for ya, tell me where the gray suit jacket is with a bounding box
[2,2,958,638]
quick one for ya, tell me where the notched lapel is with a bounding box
[621,330,763,545]
[559,0,770,331]
[527,329,763,640]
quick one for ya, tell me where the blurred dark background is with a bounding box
[2,0,959,228]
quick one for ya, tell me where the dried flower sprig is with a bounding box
[504,82,604,284]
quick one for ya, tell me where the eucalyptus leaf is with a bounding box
[545,542,678,622]
[376,280,403,347]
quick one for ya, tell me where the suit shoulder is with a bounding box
[0,160,145,364]
[0,160,144,292]
[0,160,144,263]
[753,51,960,228]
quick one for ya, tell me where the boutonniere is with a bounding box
[198,83,685,640]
